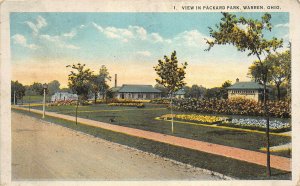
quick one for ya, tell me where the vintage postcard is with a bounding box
[1,0,300,185]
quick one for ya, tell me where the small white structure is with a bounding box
[51,92,78,102]
[226,78,264,102]
[174,89,185,99]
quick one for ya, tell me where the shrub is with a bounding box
[150,98,170,104]
[48,100,77,106]
[172,98,291,118]
[108,103,145,108]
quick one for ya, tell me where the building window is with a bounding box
[138,93,143,99]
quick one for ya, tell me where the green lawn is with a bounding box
[21,95,51,104]
[28,103,291,157]
[12,109,291,180]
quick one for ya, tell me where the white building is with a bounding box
[226,78,265,102]
[51,92,78,102]
[112,84,161,100]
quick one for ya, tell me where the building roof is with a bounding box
[174,89,185,95]
[111,86,121,92]
[226,81,264,90]
[117,84,161,93]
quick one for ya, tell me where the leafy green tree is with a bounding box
[47,80,61,95]
[90,65,111,104]
[187,85,206,99]
[249,50,290,100]
[206,12,283,176]
[30,82,44,95]
[154,51,188,133]
[11,81,25,104]
[67,63,93,124]
[60,87,71,93]
[25,86,35,111]
[204,87,221,99]
[220,80,232,99]
[154,83,168,98]
[270,50,290,100]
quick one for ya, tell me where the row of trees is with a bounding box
[154,80,232,99]
[11,80,62,103]
[66,64,111,104]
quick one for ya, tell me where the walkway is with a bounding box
[12,106,291,172]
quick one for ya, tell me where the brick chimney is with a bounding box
[115,74,117,87]
[236,78,239,83]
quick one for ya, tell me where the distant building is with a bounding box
[174,89,186,99]
[226,78,265,102]
[111,84,161,100]
[51,92,78,102]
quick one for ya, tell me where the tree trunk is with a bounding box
[28,95,31,112]
[75,98,79,125]
[264,83,271,177]
[94,92,97,104]
[276,84,281,100]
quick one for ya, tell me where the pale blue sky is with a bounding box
[10,12,289,87]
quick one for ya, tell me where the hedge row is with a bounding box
[172,98,291,118]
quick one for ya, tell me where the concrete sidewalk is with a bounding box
[12,106,291,172]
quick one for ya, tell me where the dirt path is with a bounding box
[12,112,222,180]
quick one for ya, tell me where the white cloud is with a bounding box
[25,15,47,35]
[40,34,79,50]
[149,33,164,43]
[173,30,209,47]
[275,23,289,28]
[12,34,38,50]
[129,25,147,40]
[79,24,86,29]
[92,23,165,43]
[36,16,47,29]
[137,50,151,57]
[63,30,77,38]
[92,22,103,32]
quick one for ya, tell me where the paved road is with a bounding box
[12,112,221,180]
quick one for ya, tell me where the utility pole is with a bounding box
[14,90,16,105]
[42,84,48,118]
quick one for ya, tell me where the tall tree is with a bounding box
[67,63,93,124]
[30,82,44,95]
[11,81,25,104]
[188,85,206,99]
[206,12,283,176]
[154,51,188,133]
[220,80,232,99]
[270,50,291,100]
[47,80,61,95]
[204,87,221,99]
[248,51,290,100]
[90,65,111,104]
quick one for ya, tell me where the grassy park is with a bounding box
[17,102,291,158]
[12,106,291,180]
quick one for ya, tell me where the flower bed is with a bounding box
[159,113,290,132]
[92,98,149,104]
[221,118,291,133]
[108,103,145,108]
[160,114,228,124]
[150,98,170,104]
[48,100,77,106]
[172,98,291,118]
